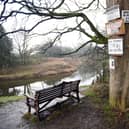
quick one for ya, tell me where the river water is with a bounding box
[0,71,97,96]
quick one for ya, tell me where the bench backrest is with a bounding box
[62,80,80,95]
[35,80,80,104]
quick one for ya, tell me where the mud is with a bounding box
[0,97,115,129]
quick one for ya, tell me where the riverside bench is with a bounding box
[26,80,80,120]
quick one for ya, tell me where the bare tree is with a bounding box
[14,30,32,64]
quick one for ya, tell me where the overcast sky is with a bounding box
[2,0,107,50]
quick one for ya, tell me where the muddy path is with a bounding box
[0,100,27,129]
[0,96,115,129]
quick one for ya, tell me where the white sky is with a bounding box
[2,0,107,50]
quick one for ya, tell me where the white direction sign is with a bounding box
[108,38,123,55]
[122,10,129,23]
[106,5,120,21]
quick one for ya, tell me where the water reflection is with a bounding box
[61,71,96,86]
[0,71,97,96]
[0,87,20,96]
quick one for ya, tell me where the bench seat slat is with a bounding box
[38,91,61,98]
[36,84,63,94]
[37,87,61,96]
[38,93,62,104]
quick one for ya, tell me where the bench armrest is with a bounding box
[25,94,35,100]
[25,94,36,107]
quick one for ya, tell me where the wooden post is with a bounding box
[106,0,129,110]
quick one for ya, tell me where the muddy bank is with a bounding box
[0,96,115,129]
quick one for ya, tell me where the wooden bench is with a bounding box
[26,80,80,120]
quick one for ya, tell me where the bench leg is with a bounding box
[35,106,41,121]
[28,106,31,113]
[76,90,80,103]
[36,111,41,121]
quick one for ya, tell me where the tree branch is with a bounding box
[0,17,51,38]
[61,40,94,55]
[0,0,107,46]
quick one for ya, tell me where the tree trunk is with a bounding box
[106,0,129,111]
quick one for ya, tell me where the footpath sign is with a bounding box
[105,5,120,21]
[109,57,115,70]
[106,19,125,36]
[122,10,129,23]
[108,38,123,55]
[106,4,125,57]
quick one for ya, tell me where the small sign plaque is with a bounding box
[108,38,123,55]
[106,19,125,36]
[105,5,120,21]
[122,10,129,23]
[109,57,115,70]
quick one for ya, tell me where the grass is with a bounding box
[0,96,25,105]
[81,85,96,97]
[23,113,38,122]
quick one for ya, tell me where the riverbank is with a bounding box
[0,96,25,105]
[0,57,81,87]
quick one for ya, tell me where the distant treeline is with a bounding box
[0,25,107,70]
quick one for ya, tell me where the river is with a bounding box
[0,71,97,96]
